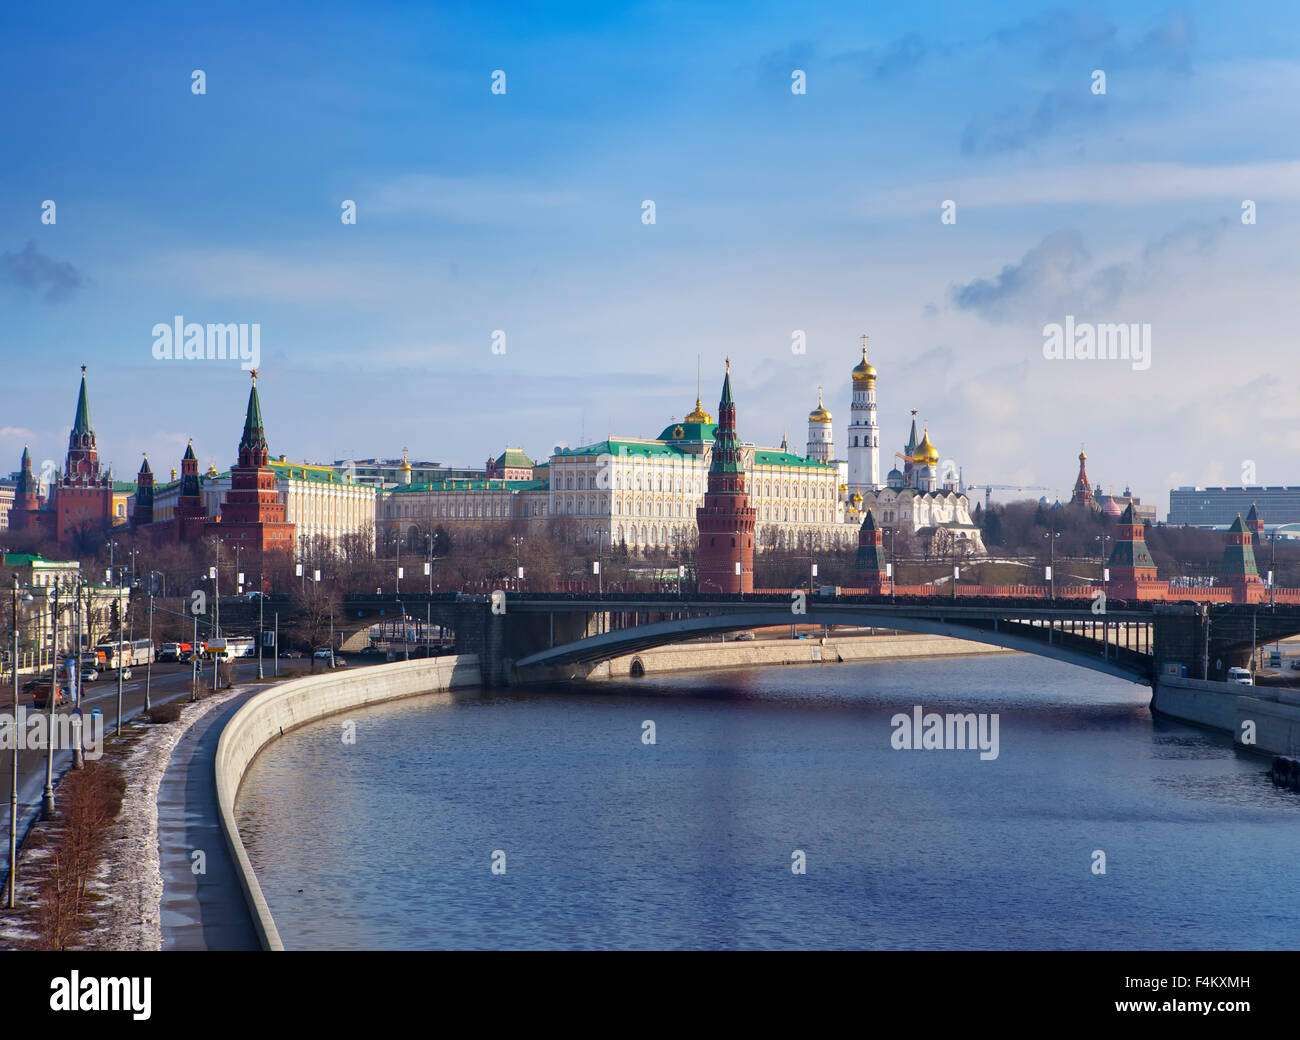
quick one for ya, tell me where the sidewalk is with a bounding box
[158,690,262,950]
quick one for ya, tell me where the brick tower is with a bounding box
[132,454,154,528]
[9,445,50,534]
[1245,502,1265,548]
[852,508,891,593]
[206,372,294,588]
[173,441,206,534]
[695,360,755,594]
[1106,502,1162,600]
[1219,513,1265,604]
[54,367,114,543]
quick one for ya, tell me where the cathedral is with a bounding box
[805,340,985,557]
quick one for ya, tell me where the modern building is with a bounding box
[1169,486,1300,529]
[0,480,13,531]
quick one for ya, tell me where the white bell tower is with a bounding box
[847,336,880,493]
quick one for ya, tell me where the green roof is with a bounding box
[655,421,717,442]
[752,449,832,470]
[391,478,543,494]
[494,448,535,469]
[113,481,137,493]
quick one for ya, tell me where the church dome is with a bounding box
[808,388,832,424]
[914,427,939,465]
[851,346,876,383]
[685,396,713,424]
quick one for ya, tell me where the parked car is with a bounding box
[313,648,335,667]
[733,632,755,641]
[358,646,384,657]
[280,649,304,659]
[1290,660,1300,671]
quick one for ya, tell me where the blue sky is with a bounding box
[2,1,1297,512]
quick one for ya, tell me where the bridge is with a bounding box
[212,589,1300,688]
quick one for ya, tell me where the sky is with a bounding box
[1,0,1297,515]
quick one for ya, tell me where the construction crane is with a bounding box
[964,483,1054,510]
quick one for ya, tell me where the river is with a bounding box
[235,654,1300,949]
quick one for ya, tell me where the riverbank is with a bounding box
[588,632,1016,679]
[216,654,481,949]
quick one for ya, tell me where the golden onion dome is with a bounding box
[684,396,713,424]
[400,448,412,473]
[851,345,876,383]
[808,387,832,424]
[915,427,939,465]
[850,492,863,504]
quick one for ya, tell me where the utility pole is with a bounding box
[115,583,125,736]
[144,585,153,712]
[41,584,59,819]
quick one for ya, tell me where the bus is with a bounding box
[94,639,155,669]
[202,636,254,661]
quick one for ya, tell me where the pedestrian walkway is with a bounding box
[158,691,261,950]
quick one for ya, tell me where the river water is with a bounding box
[235,654,1300,949]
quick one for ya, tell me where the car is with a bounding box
[313,648,336,667]
[358,646,384,657]
[1290,660,1300,671]
[280,649,304,659]
[30,681,67,710]
[1227,667,1253,686]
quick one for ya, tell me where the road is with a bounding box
[0,653,378,897]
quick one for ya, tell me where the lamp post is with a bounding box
[9,576,32,908]
[144,582,154,712]
[115,582,126,736]
[1044,530,1061,600]
[41,582,60,819]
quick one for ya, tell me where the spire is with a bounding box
[905,410,919,455]
[72,365,92,438]
[182,439,197,462]
[138,453,152,475]
[720,357,733,407]
[238,370,269,465]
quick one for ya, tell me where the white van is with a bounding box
[1227,667,1253,686]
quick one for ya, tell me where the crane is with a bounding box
[963,483,1054,510]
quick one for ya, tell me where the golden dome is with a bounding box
[850,492,863,505]
[851,345,876,383]
[400,448,412,473]
[808,387,832,424]
[685,396,713,424]
[914,426,939,465]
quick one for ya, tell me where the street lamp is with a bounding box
[41,582,61,819]
[1044,530,1062,600]
[9,576,33,908]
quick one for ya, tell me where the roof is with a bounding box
[555,437,830,470]
[655,421,717,442]
[752,449,833,471]
[494,448,535,469]
[390,479,543,494]
[112,481,137,494]
[72,371,92,438]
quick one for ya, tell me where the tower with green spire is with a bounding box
[1219,513,1265,603]
[64,364,104,486]
[207,372,294,588]
[695,359,755,594]
[53,366,114,543]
